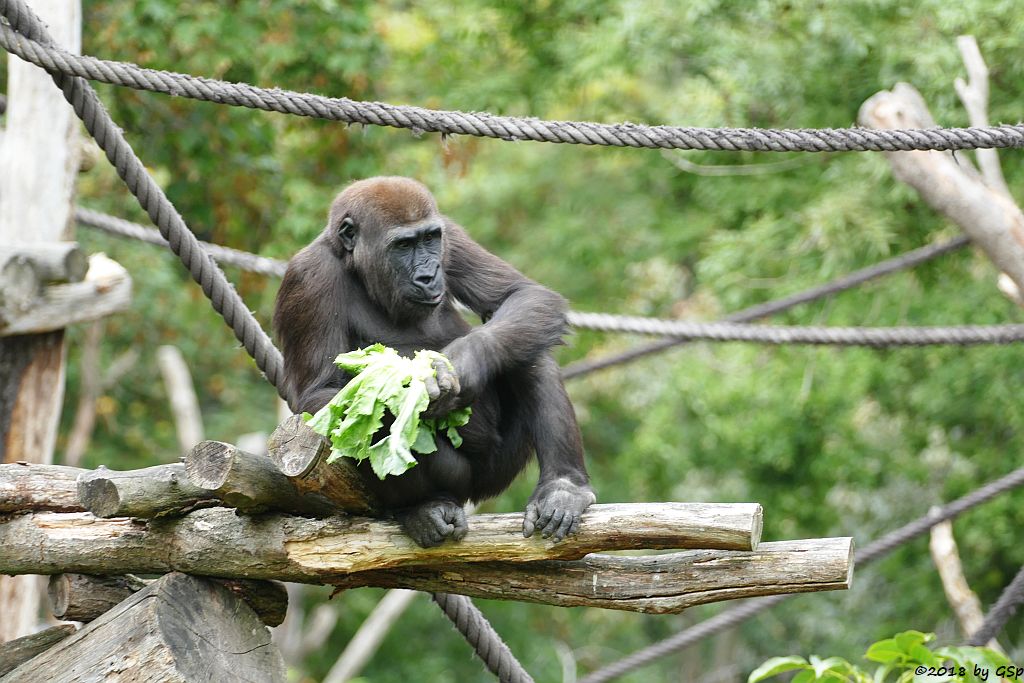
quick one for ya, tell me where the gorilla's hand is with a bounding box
[422,356,462,419]
[523,478,596,541]
[395,497,468,548]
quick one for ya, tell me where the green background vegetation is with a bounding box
[27,0,1024,680]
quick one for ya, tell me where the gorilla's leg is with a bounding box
[519,355,596,541]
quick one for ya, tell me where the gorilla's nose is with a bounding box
[415,272,437,287]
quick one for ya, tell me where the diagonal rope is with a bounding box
[579,465,1024,683]
[562,236,971,379]
[0,4,532,680]
[967,562,1024,647]
[2,24,1024,153]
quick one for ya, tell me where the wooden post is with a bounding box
[0,0,82,642]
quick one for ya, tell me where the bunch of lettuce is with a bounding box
[303,344,472,479]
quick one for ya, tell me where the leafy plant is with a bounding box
[749,631,1014,683]
[303,344,471,479]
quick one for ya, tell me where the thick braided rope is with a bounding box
[0,3,532,677]
[568,313,1024,347]
[0,0,285,396]
[563,236,972,379]
[78,209,1001,349]
[431,593,535,683]
[76,207,287,277]
[2,24,1023,153]
[580,465,1024,683]
[968,562,1024,646]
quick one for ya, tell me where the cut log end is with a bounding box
[184,440,236,490]
[268,414,328,477]
[75,471,120,518]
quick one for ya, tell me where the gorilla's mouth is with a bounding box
[416,291,444,306]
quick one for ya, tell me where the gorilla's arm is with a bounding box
[273,240,353,414]
[442,222,570,400]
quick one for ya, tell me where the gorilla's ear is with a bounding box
[338,216,357,252]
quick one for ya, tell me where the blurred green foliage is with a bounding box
[49,0,1024,680]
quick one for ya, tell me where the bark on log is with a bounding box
[0,463,84,512]
[0,625,77,677]
[77,463,219,518]
[0,504,761,580]
[0,244,87,284]
[0,254,132,337]
[268,414,379,515]
[47,573,289,627]
[2,573,285,683]
[330,538,853,613]
[859,83,1024,295]
[184,440,336,516]
[0,257,41,316]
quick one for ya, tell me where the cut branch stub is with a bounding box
[268,414,380,515]
[77,463,220,518]
[184,440,336,516]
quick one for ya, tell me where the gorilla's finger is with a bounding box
[424,375,440,401]
[565,514,581,538]
[452,510,469,540]
[551,512,576,541]
[534,504,555,533]
[541,509,566,538]
[523,503,538,537]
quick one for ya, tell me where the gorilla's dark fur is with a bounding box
[274,177,594,547]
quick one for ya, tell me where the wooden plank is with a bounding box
[0,625,77,677]
[2,573,285,683]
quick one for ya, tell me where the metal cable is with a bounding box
[76,207,287,277]
[563,236,972,379]
[567,313,1024,347]
[579,465,1024,683]
[0,0,285,397]
[2,24,1023,153]
[432,593,536,683]
[968,562,1024,646]
[0,4,532,678]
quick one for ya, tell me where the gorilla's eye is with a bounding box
[423,233,435,244]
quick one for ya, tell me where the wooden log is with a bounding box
[77,463,219,518]
[330,538,853,613]
[184,440,335,516]
[2,573,286,682]
[0,254,132,337]
[0,243,88,284]
[0,625,77,677]
[0,463,85,512]
[859,83,1024,295]
[0,504,761,581]
[268,414,380,515]
[47,573,289,627]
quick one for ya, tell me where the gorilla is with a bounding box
[273,176,595,547]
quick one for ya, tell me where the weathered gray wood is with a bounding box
[3,573,285,683]
[0,257,41,316]
[0,625,77,677]
[0,463,85,512]
[0,244,88,284]
[77,463,219,518]
[0,504,761,581]
[0,254,132,337]
[859,83,1024,296]
[268,414,380,515]
[0,0,82,643]
[47,573,289,627]
[184,440,335,515]
[331,538,853,613]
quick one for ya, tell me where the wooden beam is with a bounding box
[0,243,87,284]
[47,573,289,627]
[184,440,336,516]
[0,462,85,512]
[76,463,219,519]
[267,414,380,515]
[330,538,854,613]
[0,625,77,677]
[0,253,132,337]
[2,573,286,682]
[0,504,762,580]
